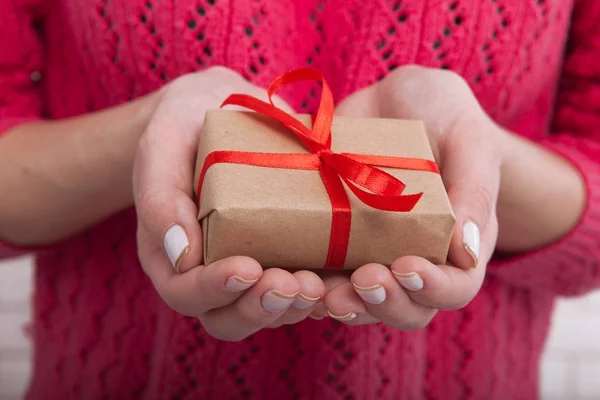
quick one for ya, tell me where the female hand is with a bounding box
[132,67,325,341]
[312,65,502,328]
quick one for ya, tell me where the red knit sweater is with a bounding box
[2,0,600,398]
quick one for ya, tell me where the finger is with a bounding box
[349,263,437,330]
[138,233,263,316]
[175,256,263,315]
[200,268,300,341]
[309,271,352,320]
[268,270,325,328]
[323,282,379,325]
[441,117,501,270]
[390,255,486,310]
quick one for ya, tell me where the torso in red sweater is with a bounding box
[2,0,600,399]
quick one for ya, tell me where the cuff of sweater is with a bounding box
[488,135,600,296]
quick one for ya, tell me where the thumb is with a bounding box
[133,100,204,274]
[442,119,501,270]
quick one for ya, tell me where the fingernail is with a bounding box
[291,294,321,310]
[463,221,480,268]
[392,271,424,291]
[352,283,386,305]
[225,276,259,292]
[164,224,189,272]
[261,290,297,313]
[327,311,357,321]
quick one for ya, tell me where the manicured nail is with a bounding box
[353,283,386,305]
[291,294,321,310]
[164,224,189,272]
[392,271,424,291]
[327,311,357,321]
[463,221,480,268]
[261,290,298,313]
[225,276,259,292]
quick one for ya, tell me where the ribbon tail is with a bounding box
[324,152,424,212]
[324,153,406,194]
[343,178,424,212]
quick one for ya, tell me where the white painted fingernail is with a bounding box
[164,224,189,272]
[327,310,357,321]
[392,271,424,291]
[353,284,386,305]
[225,276,259,292]
[291,294,321,310]
[261,291,297,313]
[463,221,480,268]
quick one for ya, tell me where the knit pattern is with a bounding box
[1,0,600,398]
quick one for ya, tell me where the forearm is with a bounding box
[496,129,587,253]
[0,91,162,245]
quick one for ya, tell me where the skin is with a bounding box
[0,66,586,339]
[0,90,163,244]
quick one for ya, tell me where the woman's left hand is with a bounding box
[309,66,503,328]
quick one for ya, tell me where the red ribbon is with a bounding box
[197,67,440,269]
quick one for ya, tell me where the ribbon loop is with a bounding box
[266,67,335,146]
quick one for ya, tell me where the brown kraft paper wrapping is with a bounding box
[193,110,455,270]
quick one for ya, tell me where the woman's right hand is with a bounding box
[132,67,325,341]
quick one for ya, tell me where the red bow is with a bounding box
[197,67,439,269]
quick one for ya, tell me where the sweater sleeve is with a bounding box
[0,0,45,259]
[488,0,600,297]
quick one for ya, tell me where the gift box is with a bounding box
[193,68,455,270]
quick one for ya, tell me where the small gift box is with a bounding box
[193,68,455,270]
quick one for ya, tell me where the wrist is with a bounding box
[116,89,164,155]
[495,128,586,253]
[495,127,542,253]
[78,89,165,208]
[106,88,164,167]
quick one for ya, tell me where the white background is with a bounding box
[1,256,599,399]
